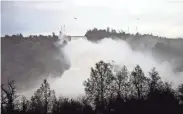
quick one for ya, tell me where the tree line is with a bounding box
[2,33,59,39]
[85,27,182,41]
[1,61,183,114]
[85,28,183,56]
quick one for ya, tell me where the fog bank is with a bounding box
[48,37,183,97]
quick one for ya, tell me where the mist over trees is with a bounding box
[85,28,183,72]
[1,61,183,114]
[1,28,183,93]
[1,29,183,113]
[85,28,183,53]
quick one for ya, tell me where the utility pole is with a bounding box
[136,18,139,33]
[136,26,138,33]
[61,26,62,33]
[64,24,66,35]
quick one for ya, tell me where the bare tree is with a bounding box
[1,80,18,113]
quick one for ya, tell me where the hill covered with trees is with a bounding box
[1,61,183,114]
[1,28,183,93]
[85,28,183,72]
[1,33,69,92]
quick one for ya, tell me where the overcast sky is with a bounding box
[1,0,183,37]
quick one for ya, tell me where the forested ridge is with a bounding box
[2,29,183,88]
[1,33,69,91]
[85,28,183,72]
[1,30,183,113]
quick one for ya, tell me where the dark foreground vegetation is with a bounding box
[1,61,183,114]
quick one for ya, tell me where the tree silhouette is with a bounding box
[113,65,129,99]
[30,79,56,114]
[20,96,29,113]
[178,84,183,103]
[148,68,163,92]
[84,61,114,112]
[130,65,149,99]
[1,80,19,113]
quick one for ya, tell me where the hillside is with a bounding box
[85,28,183,72]
[1,34,69,91]
[1,29,183,91]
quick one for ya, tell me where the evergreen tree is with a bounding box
[148,68,163,92]
[113,65,129,99]
[30,79,56,114]
[130,65,149,99]
[84,61,114,111]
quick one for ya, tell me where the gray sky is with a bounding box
[1,0,183,37]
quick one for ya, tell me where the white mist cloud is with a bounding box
[48,38,183,98]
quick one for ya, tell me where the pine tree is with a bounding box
[84,61,114,111]
[113,65,129,99]
[130,65,148,99]
[30,79,56,114]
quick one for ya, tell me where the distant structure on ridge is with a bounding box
[58,25,86,44]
